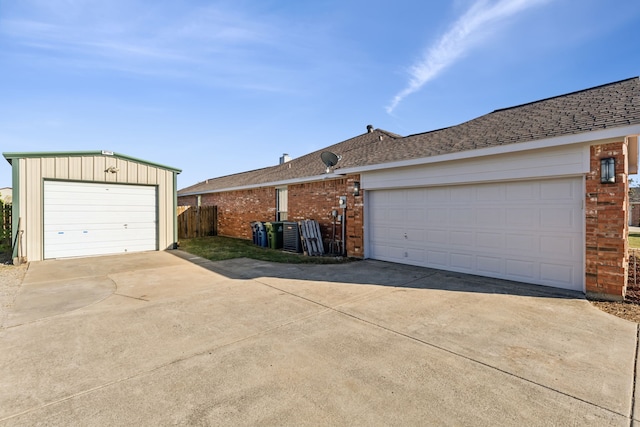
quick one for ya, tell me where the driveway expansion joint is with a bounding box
[254,277,631,421]
[333,306,631,421]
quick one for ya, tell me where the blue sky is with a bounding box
[1,0,640,190]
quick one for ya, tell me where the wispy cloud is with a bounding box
[386,0,551,114]
[0,2,300,90]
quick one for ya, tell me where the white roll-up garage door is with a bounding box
[367,177,584,291]
[44,181,158,259]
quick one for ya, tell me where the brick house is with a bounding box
[179,77,640,300]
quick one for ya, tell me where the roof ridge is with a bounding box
[186,166,274,187]
[492,76,639,113]
[403,126,452,139]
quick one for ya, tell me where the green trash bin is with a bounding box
[265,222,284,249]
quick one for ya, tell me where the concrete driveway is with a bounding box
[0,251,637,426]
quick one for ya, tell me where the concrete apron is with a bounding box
[0,250,637,426]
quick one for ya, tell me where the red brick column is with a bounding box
[585,141,629,300]
[345,175,364,258]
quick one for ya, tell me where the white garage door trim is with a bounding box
[367,177,584,292]
[44,180,158,259]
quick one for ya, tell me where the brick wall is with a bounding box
[176,174,364,257]
[179,187,275,240]
[585,141,629,300]
[288,174,363,258]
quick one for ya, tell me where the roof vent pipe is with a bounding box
[366,124,374,133]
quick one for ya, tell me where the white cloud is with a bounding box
[0,2,294,89]
[386,0,552,114]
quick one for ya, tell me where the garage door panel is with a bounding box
[428,208,450,223]
[506,234,537,252]
[450,231,469,246]
[541,180,575,199]
[477,256,503,275]
[505,259,535,279]
[427,188,449,202]
[451,253,473,270]
[477,232,504,249]
[427,229,447,244]
[540,235,582,259]
[506,208,535,226]
[506,182,536,200]
[477,184,505,201]
[540,263,574,287]
[540,208,579,229]
[427,250,448,266]
[407,248,425,263]
[44,181,158,259]
[406,188,425,203]
[451,186,473,201]
[368,178,584,291]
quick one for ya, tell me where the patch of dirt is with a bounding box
[589,300,640,323]
[589,253,640,323]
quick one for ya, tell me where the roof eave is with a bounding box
[2,150,182,173]
[340,124,640,174]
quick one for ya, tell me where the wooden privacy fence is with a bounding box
[177,205,217,239]
[1,202,11,244]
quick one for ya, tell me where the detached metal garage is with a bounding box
[3,151,181,263]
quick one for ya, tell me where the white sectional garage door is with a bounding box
[44,181,158,259]
[368,178,584,291]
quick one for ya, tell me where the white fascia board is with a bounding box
[178,172,346,196]
[339,124,640,174]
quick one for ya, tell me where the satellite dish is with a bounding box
[321,151,340,173]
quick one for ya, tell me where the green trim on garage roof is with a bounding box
[2,151,181,173]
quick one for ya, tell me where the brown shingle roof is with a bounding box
[179,77,640,194]
[338,77,640,168]
[178,129,402,194]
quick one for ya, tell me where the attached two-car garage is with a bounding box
[3,151,180,263]
[368,177,584,291]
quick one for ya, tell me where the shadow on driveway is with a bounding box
[169,250,583,300]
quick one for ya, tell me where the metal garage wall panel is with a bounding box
[69,157,82,180]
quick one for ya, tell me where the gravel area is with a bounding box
[0,263,27,328]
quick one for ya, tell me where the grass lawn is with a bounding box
[179,236,351,264]
[630,233,640,249]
